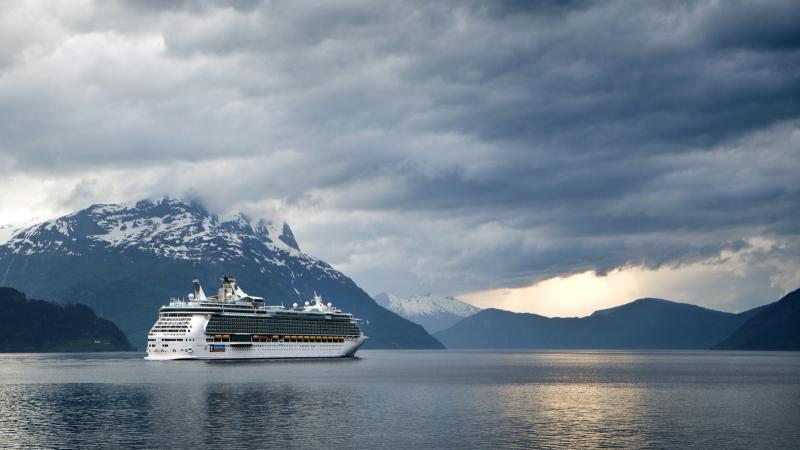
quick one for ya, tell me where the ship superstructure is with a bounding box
[145,277,367,360]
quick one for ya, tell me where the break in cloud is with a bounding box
[0,0,798,312]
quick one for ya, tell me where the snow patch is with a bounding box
[0,199,319,270]
[375,293,481,318]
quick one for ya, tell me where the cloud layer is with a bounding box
[0,1,798,309]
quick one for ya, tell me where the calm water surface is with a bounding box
[0,350,798,449]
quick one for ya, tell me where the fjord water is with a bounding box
[0,351,798,449]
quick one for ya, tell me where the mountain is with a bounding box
[0,287,132,352]
[0,198,443,350]
[715,288,800,350]
[373,292,481,333]
[435,298,765,349]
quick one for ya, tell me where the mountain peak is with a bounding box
[0,197,303,261]
[278,222,300,251]
[589,298,705,317]
[373,292,481,334]
[374,292,480,317]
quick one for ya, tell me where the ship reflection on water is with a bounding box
[0,350,798,448]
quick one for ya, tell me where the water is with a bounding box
[0,350,798,449]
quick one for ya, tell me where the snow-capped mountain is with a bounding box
[373,292,481,334]
[0,198,443,349]
[0,218,42,246]
[0,198,342,282]
[3,198,300,263]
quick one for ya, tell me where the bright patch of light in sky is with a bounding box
[463,238,799,316]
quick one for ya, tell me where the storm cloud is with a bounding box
[0,0,798,308]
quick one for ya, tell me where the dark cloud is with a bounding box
[0,0,798,305]
[702,0,800,51]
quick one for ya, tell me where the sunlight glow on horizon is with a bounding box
[463,269,645,318]
[462,239,799,317]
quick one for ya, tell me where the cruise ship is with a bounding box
[145,277,367,360]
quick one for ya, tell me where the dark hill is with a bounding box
[0,287,132,352]
[435,298,763,349]
[715,288,800,350]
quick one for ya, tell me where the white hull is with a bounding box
[145,336,367,361]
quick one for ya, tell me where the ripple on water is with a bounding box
[0,350,798,449]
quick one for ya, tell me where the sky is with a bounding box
[0,0,798,316]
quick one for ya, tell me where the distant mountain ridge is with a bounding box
[715,288,800,350]
[435,298,765,349]
[0,287,132,352]
[373,292,481,333]
[0,197,443,350]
